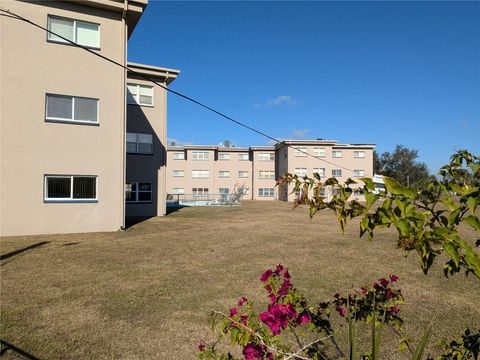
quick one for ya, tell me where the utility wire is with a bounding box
[0,7,365,174]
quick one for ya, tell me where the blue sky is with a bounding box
[128,1,480,173]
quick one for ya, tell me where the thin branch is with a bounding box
[284,335,333,360]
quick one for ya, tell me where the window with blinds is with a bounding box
[127,84,154,106]
[126,133,153,154]
[47,16,100,48]
[46,94,98,124]
[44,176,97,201]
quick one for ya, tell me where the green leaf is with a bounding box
[467,197,479,214]
[440,198,460,212]
[384,177,417,199]
[396,219,411,237]
[464,215,480,231]
[443,242,460,266]
[411,320,433,360]
[361,177,375,191]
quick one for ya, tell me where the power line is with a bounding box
[0,7,364,174]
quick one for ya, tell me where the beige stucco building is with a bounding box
[165,140,374,204]
[166,144,277,201]
[0,0,179,236]
[275,140,375,202]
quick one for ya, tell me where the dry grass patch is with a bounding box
[1,201,479,359]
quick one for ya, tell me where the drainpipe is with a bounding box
[120,0,128,230]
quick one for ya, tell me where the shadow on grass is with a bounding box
[0,339,40,360]
[0,242,50,262]
[125,216,155,229]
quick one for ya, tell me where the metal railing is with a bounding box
[166,193,239,206]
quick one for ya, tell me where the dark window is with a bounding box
[73,177,96,199]
[47,177,71,198]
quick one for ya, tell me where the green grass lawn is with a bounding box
[1,201,479,359]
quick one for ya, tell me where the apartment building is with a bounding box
[275,140,375,202]
[166,145,277,200]
[0,0,178,236]
[126,63,179,218]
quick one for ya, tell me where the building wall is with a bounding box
[275,141,374,202]
[125,73,169,218]
[0,0,127,235]
[251,149,277,200]
[166,147,257,199]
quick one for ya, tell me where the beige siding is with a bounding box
[0,0,127,235]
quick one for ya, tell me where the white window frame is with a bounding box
[294,168,307,177]
[238,153,249,161]
[173,170,185,177]
[192,152,209,161]
[332,169,342,177]
[332,150,343,158]
[294,147,308,157]
[126,132,153,154]
[238,171,249,178]
[172,188,185,194]
[192,170,209,178]
[313,148,326,157]
[172,152,185,160]
[353,151,365,159]
[192,188,209,196]
[313,168,326,177]
[127,83,154,107]
[258,188,275,197]
[219,171,230,178]
[44,175,97,202]
[218,153,230,160]
[45,94,99,125]
[258,170,275,179]
[354,170,365,177]
[125,182,152,203]
[258,153,274,161]
[47,15,101,49]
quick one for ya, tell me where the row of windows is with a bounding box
[172,152,253,161]
[44,176,152,203]
[293,168,365,177]
[174,170,251,178]
[174,170,275,179]
[293,148,366,159]
[170,188,274,197]
[45,84,153,126]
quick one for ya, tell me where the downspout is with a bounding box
[120,0,128,230]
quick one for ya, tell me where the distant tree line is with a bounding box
[373,145,435,188]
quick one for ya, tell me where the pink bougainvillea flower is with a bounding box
[379,278,389,287]
[265,284,272,293]
[284,270,291,279]
[275,264,283,276]
[297,313,311,325]
[336,306,346,317]
[372,282,381,290]
[230,308,238,316]
[386,288,395,299]
[389,274,398,282]
[259,303,298,335]
[238,296,248,306]
[390,305,400,315]
[360,287,368,295]
[197,343,206,352]
[242,343,264,360]
[269,294,276,302]
[240,315,249,325]
[260,269,273,282]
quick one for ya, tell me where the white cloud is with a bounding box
[254,95,297,108]
[291,129,310,139]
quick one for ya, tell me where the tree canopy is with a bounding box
[374,145,434,188]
